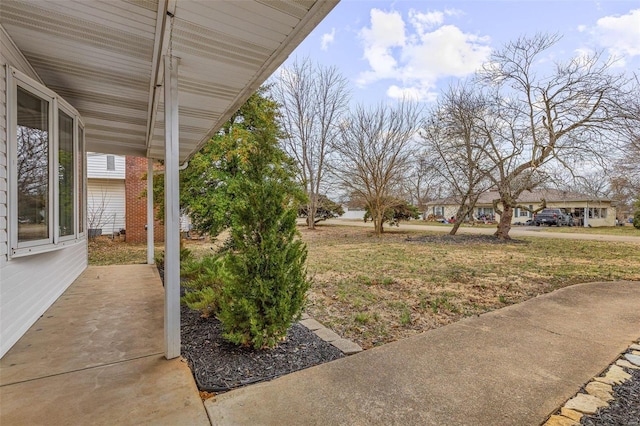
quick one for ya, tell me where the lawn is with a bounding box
[88,236,221,265]
[88,225,640,350]
[528,224,640,236]
[300,225,640,349]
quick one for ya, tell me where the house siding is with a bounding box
[0,242,86,357]
[0,63,6,258]
[0,24,88,358]
[87,153,126,180]
[87,179,126,235]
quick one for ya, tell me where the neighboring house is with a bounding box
[0,1,337,359]
[340,199,367,220]
[341,207,367,220]
[87,153,126,237]
[87,154,164,243]
[425,189,616,227]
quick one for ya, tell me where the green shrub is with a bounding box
[218,193,310,348]
[181,255,227,317]
[214,109,309,349]
[175,89,310,349]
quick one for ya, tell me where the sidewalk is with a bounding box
[206,281,640,425]
[0,265,210,426]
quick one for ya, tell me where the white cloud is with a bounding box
[593,9,640,60]
[320,28,336,51]
[409,10,444,36]
[387,84,438,102]
[357,9,406,85]
[357,8,491,102]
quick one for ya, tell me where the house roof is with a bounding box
[426,189,612,206]
[0,0,338,163]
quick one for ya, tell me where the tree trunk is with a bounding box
[374,209,384,235]
[307,199,316,230]
[494,205,513,239]
[449,221,462,235]
[449,204,468,236]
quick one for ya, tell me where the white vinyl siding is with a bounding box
[87,153,125,179]
[1,52,7,258]
[87,179,125,235]
[0,241,86,357]
[1,24,88,358]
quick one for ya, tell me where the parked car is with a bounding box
[533,209,573,226]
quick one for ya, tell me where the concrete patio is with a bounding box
[0,265,209,425]
[1,264,638,425]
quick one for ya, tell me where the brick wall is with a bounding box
[125,157,164,243]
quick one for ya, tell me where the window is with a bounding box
[16,86,50,244]
[9,67,86,256]
[588,208,607,219]
[477,207,494,216]
[78,126,85,235]
[520,208,529,217]
[58,110,74,238]
[433,206,444,216]
[106,155,115,171]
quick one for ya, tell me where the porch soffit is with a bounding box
[0,0,339,162]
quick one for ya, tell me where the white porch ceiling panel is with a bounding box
[0,0,338,162]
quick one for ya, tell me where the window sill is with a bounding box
[11,238,86,258]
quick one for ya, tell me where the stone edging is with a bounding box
[299,313,363,355]
[544,338,640,425]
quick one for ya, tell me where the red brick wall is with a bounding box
[125,157,164,243]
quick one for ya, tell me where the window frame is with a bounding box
[56,101,77,243]
[77,121,86,238]
[8,66,86,258]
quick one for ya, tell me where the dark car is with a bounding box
[533,208,573,227]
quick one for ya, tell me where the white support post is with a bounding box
[164,55,180,359]
[147,158,155,265]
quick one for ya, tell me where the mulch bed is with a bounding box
[180,304,344,393]
[580,367,640,425]
[406,234,528,245]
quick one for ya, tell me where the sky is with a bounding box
[282,0,640,105]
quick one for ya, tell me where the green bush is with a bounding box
[176,89,310,349]
[181,255,227,317]
[217,126,309,349]
[634,209,640,230]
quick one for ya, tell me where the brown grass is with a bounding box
[302,225,640,349]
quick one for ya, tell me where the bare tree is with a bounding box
[420,83,495,235]
[87,187,112,239]
[272,58,350,229]
[399,156,444,219]
[473,33,639,239]
[331,100,422,235]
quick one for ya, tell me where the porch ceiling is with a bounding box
[0,0,337,163]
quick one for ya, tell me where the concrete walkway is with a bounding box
[0,265,210,426]
[206,281,640,425]
[326,219,640,244]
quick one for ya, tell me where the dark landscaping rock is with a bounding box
[180,305,344,393]
[580,367,640,426]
